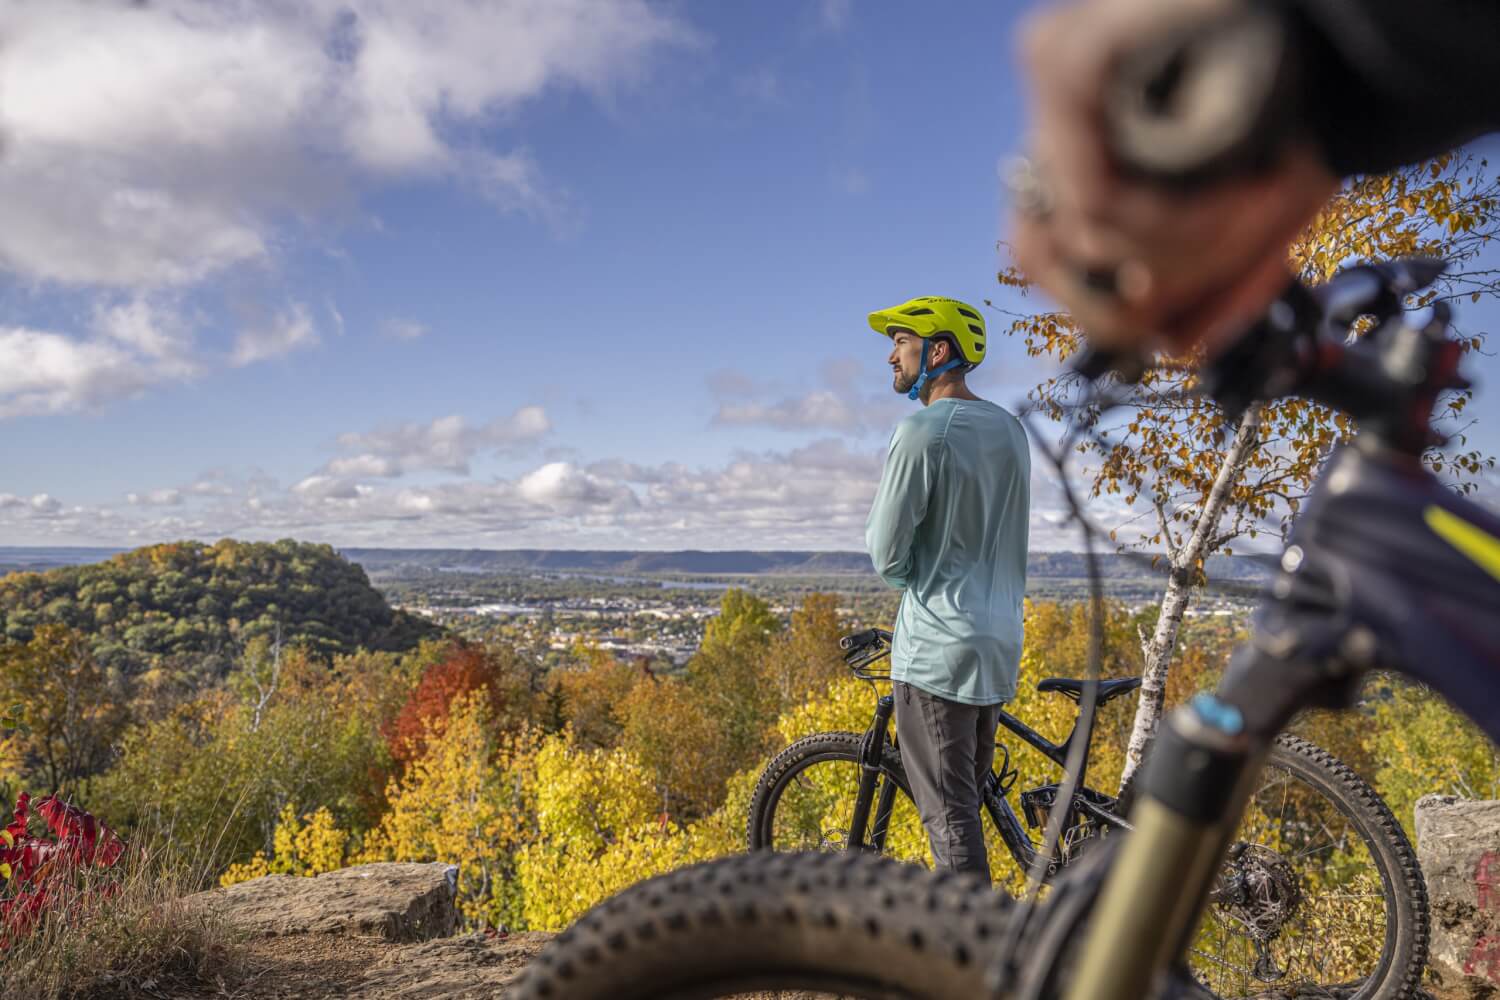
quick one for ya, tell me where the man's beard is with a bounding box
[892,369,917,395]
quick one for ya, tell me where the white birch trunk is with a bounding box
[1118,407,1263,791]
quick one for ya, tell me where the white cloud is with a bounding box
[230,304,319,366]
[292,475,365,501]
[0,298,208,417]
[714,389,866,432]
[518,462,639,508]
[184,470,239,498]
[0,435,1092,550]
[708,362,907,434]
[0,493,63,516]
[126,489,183,507]
[325,406,553,479]
[0,0,697,289]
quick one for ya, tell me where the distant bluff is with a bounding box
[0,539,440,674]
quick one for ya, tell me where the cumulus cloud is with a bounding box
[1,435,1091,550]
[708,359,906,435]
[126,489,183,507]
[0,1,697,290]
[714,389,865,432]
[230,305,319,366]
[0,299,200,417]
[0,493,63,516]
[324,406,553,479]
[185,470,238,498]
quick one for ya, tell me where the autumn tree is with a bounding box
[360,692,538,929]
[0,624,128,796]
[618,589,785,818]
[384,641,541,765]
[95,651,394,868]
[759,593,848,709]
[999,152,1500,785]
[551,644,643,750]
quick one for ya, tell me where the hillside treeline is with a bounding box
[0,551,1493,933]
[0,540,438,677]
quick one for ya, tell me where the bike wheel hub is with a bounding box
[1213,843,1303,941]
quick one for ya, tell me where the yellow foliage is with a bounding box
[514,728,750,930]
[358,692,537,930]
[1363,678,1500,831]
[530,732,659,854]
[219,803,351,886]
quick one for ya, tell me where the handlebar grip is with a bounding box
[839,630,876,651]
[1105,5,1301,186]
[839,628,894,652]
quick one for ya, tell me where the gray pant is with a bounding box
[893,681,1002,879]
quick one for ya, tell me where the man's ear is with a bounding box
[929,337,949,366]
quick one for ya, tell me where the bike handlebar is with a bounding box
[1075,258,1469,459]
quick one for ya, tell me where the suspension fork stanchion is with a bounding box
[846,694,895,852]
[869,773,900,851]
[1065,635,1343,1000]
[1065,696,1265,1000]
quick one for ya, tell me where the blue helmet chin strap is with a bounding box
[907,339,964,401]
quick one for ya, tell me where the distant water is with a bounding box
[553,571,729,592]
[0,547,122,570]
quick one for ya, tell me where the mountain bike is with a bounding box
[742,626,1425,996]
[515,258,1496,1000]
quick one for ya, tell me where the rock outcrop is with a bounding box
[359,932,554,998]
[189,862,460,942]
[1416,796,1500,999]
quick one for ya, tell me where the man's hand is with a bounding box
[1009,0,1340,355]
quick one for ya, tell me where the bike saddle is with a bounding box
[1035,676,1143,705]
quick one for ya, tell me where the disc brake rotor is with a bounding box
[1209,842,1304,981]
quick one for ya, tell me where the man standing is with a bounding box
[864,296,1030,880]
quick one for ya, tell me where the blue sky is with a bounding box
[1,0,1497,552]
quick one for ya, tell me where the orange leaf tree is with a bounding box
[997,153,1500,786]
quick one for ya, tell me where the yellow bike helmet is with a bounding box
[868,296,986,400]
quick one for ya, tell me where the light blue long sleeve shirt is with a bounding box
[865,398,1030,706]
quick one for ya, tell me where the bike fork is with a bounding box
[1065,696,1263,1000]
[847,694,896,853]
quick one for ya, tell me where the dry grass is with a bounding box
[0,827,246,1000]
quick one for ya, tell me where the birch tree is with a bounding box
[997,152,1500,787]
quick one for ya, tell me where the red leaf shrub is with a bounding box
[0,792,126,944]
[384,644,507,765]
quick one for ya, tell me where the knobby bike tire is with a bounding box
[1228,733,1429,1000]
[745,731,914,853]
[743,731,1426,999]
[510,850,1011,1000]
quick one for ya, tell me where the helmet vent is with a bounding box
[956,307,981,321]
[902,307,935,316]
[968,324,984,336]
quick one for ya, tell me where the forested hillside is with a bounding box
[0,540,438,675]
[0,544,1492,948]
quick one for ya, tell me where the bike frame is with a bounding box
[1063,274,1500,1000]
[844,681,1132,873]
